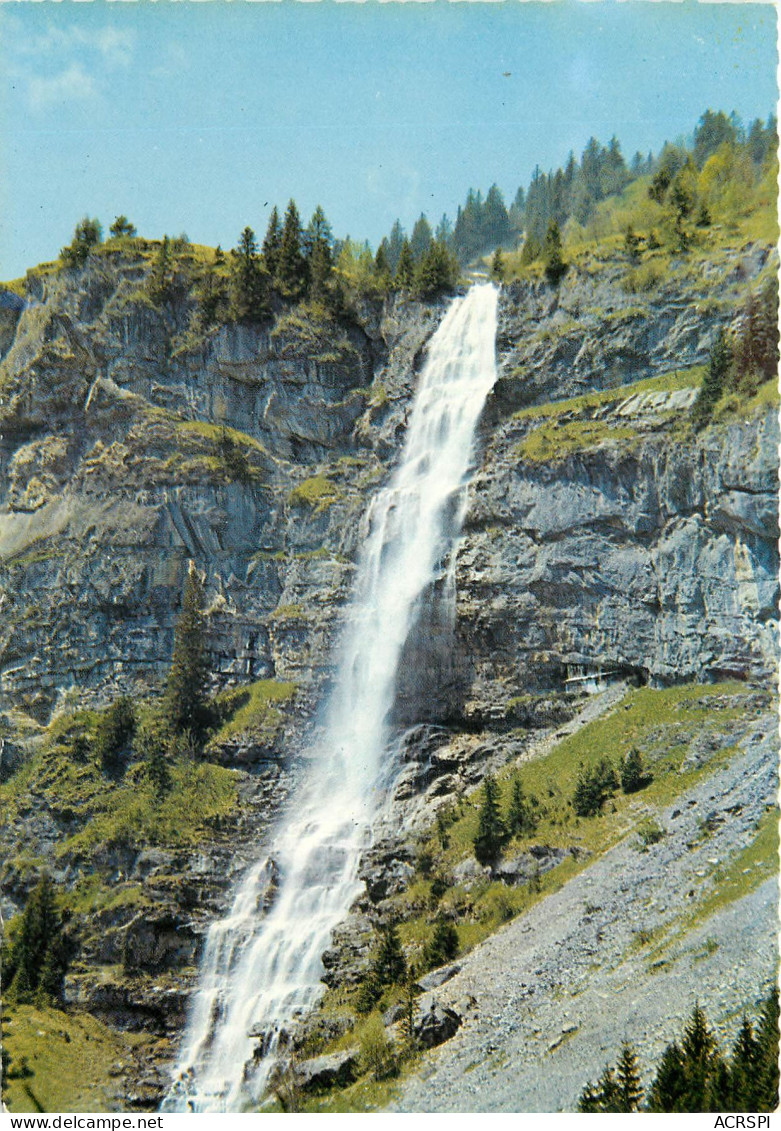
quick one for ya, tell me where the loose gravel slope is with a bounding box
[393,717,777,1112]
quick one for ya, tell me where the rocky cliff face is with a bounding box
[0,241,775,729]
[0,257,447,723]
[0,237,776,1110]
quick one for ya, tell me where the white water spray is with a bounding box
[166,283,499,1112]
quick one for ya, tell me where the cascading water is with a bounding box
[165,282,499,1113]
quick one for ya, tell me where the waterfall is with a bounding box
[165,282,499,1113]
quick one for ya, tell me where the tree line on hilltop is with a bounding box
[56,106,777,321]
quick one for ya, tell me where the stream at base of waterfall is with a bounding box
[164,282,499,1113]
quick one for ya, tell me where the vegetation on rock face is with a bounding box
[692,279,779,430]
[579,991,780,1112]
[59,218,102,269]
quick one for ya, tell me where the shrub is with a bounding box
[425,918,459,968]
[359,1014,397,1080]
[620,748,652,794]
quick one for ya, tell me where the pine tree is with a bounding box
[374,923,406,985]
[8,875,68,1003]
[491,248,504,282]
[754,989,780,1110]
[506,777,537,837]
[414,240,458,298]
[679,1002,718,1110]
[305,205,334,303]
[374,242,392,291]
[134,715,173,799]
[621,748,651,794]
[729,1017,758,1109]
[109,215,137,239]
[148,235,176,305]
[230,226,269,322]
[473,774,506,864]
[394,239,415,291]
[692,328,731,431]
[194,260,228,329]
[410,214,433,262]
[616,1042,644,1111]
[595,1064,621,1111]
[275,200,307,301]
[386,220,405,275]
[425,918,459,969]
[577,1081,602,1112]
[647,1041,687,1111]
[261,207,282,278]
[60,217,102,268]
[165,564,210,741]
[543,220,567,286]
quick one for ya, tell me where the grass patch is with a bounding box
[516,419,638,462]
[298,1072,403,1113]
[687,807,779,928]
[58,759,238,858]
[176,419,267,455]
[211,678,296,745]
[2,1003,152,1113]
[512,366,704,423]
[288,476,342,510]
[0,710,241,864]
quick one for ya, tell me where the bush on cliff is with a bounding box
[60,217,102,269]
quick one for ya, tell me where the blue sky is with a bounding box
[0,1,777,280]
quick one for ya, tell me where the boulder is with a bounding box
[452,857,491,890]
[295,1048,359,1091]
[416,964,462,992]
[413,1000,462,1049]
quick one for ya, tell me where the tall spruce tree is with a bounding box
[305,205,334,303]
[616,1042,644,1111]
[506,776,537,837]
[692,327,731,430]
[231,226,269,322]
[165,564,210,742]
[261,207,283,278]
[394,239,415,291]
[148,235,175,305]
[95,696,136,776]
[374,923,406,985]
[473,774,506,864]
[410,214,433,262]
[8,875,68,1003]
[754,989,780,1110]
[275,199,307,301]
[543,220,567,285]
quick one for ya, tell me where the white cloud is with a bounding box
[7,19,135,112]
[18,24,135,69]
[26,62,97,110]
